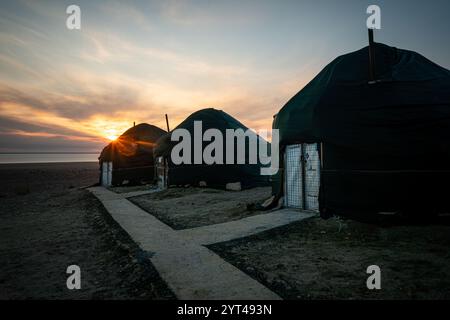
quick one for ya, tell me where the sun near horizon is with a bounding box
[105,131,119,142]
[1,0,450,154]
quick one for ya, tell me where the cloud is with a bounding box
[0,48,313,152]
[0,53,43,80]
[99,0,153,32]
[0,130,104,153]
[0,129,103,142]
[0,0,325,153]
[79,30,247,79]
[160,0,267,26]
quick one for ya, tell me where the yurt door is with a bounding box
[156,156,167,189]
[101,162,108,186]
[101,161,113,187]
[303,143,320,211]
[285,144,303,208]
[107,162,113,186]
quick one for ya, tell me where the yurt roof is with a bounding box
[274,42,450,156]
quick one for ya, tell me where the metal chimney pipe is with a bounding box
[368,28,376,83]
[165,114,170,132]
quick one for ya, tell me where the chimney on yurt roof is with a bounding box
[368,28,377,84]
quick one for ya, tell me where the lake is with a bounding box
[0,153,98,164]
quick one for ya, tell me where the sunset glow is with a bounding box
[0,0,449,153]
[88,118,133,143]
[106,134,118,141]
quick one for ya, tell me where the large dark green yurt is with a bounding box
[99,123,166,186]
[154,108,270,189]
[272,42,450,221]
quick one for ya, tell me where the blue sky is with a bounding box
[0,0,449,152]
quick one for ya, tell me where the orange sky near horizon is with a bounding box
[0,0,314,152]
[1,0,449,153]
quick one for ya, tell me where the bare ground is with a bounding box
[0,162,174,299]
[4,163,449,300]
[209,216,450,300]
[130,187,271,229]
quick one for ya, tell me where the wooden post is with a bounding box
[301,144,306,210]
[320,142,324,169]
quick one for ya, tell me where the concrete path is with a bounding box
[88,186,313,300]
[179,209,314,245]
[118,189,160,199]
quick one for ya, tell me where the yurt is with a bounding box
[99,123,166,187]
[154,108,270,190]
[272,40,450,221]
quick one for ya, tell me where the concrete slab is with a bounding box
[88,186,282,300]
[120,189,161,199]
[179,209,315,245]
[152,244,280,300]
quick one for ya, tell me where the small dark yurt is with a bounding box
[154,108,270,190]
[272,40,450,221]
[99,123,166,186]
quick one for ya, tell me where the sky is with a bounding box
[0,0,449,153]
